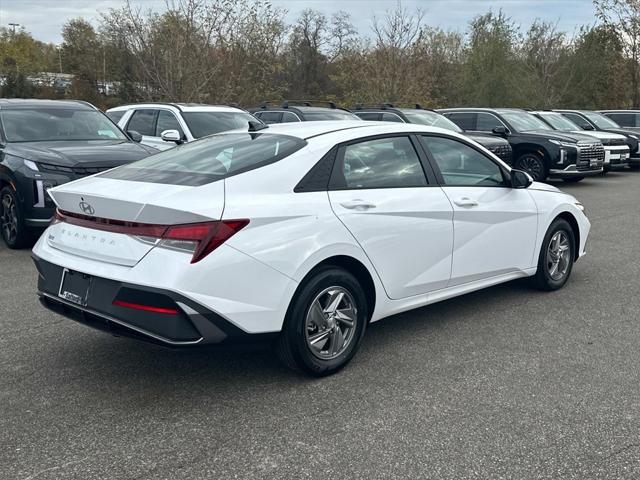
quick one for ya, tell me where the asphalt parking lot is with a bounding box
[1,171,639,480]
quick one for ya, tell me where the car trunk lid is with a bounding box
[45,177,224,266]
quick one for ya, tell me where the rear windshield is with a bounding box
[182,112,258,138]
[100,133,306,186]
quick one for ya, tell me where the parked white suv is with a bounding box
[531,111,630,171]
[106,103,258,150]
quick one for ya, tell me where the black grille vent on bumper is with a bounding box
[489,144,513,165]
[577,143,605,171]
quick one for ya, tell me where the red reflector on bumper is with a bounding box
[112,300,179,315]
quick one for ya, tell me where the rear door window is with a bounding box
[381,112,404,122]
[605,113,636,127]
[281,111,301,123]
[255,111,283,124]
[331,136,427,189]
[127,109,157,136]
[354,112,381,121]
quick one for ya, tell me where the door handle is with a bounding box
[340,199,377,210]
[453,197,478,207]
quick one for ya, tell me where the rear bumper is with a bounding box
[33,254,276,347]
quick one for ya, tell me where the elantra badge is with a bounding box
[79,201,95,215]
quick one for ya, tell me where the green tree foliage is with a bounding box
[0,0,637,110]
[462,11,520,107]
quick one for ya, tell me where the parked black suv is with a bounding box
[438,108,604,182]
[250,100,361,123]
[554,109,640,169]
[352,104,513,165]
[0,99,157,248]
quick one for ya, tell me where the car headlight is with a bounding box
[550,140,578,148]
[23,159,39,171]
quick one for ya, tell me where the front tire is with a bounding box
[275,267,368,376]
[532,218,575,291]
[0,186,31,249]
[516,153,548,182]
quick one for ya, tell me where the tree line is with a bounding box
[1,0,639,111]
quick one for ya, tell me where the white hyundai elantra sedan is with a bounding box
[33,121,590,376]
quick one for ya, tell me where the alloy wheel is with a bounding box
[0,193,18,245]
[518,156,543,181]
[546,231,571,281]
[305,286,358,360]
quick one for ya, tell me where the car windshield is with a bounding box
[0,109,127,142]
[303,111,361,121]
[499,111,552,132]
[537,113,581,131]
[100,133,306,186]
[402,111,462,132]
[181,112,258,138]
[583,112,621,129]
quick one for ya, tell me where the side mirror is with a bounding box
[511,169,533,189]
[127,130,142,143]
[582,124,595,131]
[161,129,184,144]
[492,126,508,135]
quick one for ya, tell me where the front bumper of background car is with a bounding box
[15,167,74,228]
[549,164,603,178]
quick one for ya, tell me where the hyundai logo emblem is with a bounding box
[79,201,95,215]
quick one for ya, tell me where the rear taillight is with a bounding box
[162,220,249,263]
[54,209,249,263]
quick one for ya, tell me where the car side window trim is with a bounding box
[327,133,436,191]
[417,133,511,187]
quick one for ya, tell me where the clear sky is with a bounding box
[0,0,597,44]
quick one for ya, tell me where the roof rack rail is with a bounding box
[353,103,397,110]
[116,102,184,111]
[282,100,340,109]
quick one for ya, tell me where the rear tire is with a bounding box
[275,267,368,376]
[0,186,32,249]
[562,177,584,183]
[532,218,576,291]
[516,153,547,182]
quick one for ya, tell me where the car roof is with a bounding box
[0,99,97,110]
[226,120,466,142]
[107,103,246,113]
[253,105,352,113]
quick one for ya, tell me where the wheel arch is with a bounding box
[553,211,581,261]
[297,255,377,321]
[514,144,550,159]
